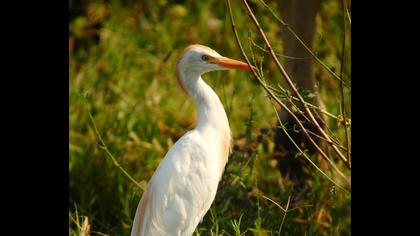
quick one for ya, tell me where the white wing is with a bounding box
[130,130,220,236]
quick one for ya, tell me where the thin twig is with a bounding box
[340,0,351,167]
[241,0,349,168]
[262,195,287,212]
[226,0,348,181]
[250,38,313,60]
[278,196,291,235]
[90,231,111,236]
[315,109,345,149]
[85,99,146,190]
[306,129,350,153]
[287,204,313,212]
[262,195,312,213]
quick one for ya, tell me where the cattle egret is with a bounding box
[130,44,254,236]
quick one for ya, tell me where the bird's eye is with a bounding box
[201,55,210,61]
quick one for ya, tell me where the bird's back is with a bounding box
[130,130,221,236]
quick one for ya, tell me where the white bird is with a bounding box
[130,44,254,236]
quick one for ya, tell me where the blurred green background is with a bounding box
[69,0,350,235]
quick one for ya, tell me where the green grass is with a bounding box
[70,0,350,235]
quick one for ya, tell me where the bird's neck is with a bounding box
[180,71,232,175]
[186,76,229,133]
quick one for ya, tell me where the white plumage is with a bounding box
[130,44,254,236]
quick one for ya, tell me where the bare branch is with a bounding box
[241,0,350,168]
[225,0,349,180]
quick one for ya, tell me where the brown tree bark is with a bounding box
[274,0,324,186]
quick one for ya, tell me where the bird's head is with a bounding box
[176,44,255,93]
[177,44,255,74]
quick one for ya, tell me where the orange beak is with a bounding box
[215,57,256,71]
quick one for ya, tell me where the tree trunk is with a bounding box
[274,0,324,185]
